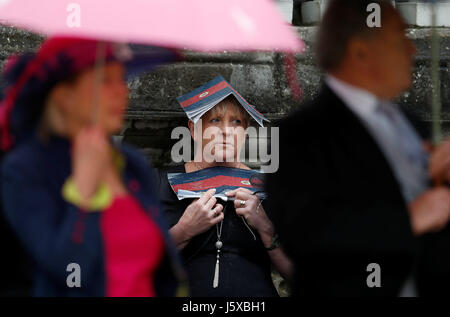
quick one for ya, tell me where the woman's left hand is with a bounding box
[226,188,293,278]
[226,188,274,236]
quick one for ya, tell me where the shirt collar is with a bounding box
[325,75,380,120]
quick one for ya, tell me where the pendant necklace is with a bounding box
[213,211,224,288]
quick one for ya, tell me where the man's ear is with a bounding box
[347,38,371,67]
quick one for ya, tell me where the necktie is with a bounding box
[375,102,428,170]
[374,101,429,203]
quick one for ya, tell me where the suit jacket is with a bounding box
[265,84,421,296]
[1,133,187,297]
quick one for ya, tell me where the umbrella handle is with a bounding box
[90,41,107,126]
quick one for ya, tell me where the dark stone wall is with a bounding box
[1,26,449,167]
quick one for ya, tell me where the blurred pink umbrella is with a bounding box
[0,0,305,133]
[0,0,304,53]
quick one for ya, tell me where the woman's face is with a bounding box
[192,100,248,163]
[57,61,129,135]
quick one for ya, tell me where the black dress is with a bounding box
[157,165,279,297]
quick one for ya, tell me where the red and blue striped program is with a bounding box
[167,166,266,201]
[176,75,268,126]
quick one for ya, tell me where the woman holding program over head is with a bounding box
[157,76,293,297]
[0,37,186,297]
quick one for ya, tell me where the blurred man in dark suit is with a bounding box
[266,0,450,296]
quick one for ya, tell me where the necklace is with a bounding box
[191,160,247,288]
[213,212,224,288]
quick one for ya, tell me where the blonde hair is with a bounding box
[207,96,250,127]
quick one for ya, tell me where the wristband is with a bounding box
[265,233,281,251]
[62,177,112,211]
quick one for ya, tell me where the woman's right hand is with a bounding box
[71,126,112,203]
[176,188,224,241]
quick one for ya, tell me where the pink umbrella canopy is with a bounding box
[0,0,304,53]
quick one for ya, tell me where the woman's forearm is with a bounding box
[267,248,294,281]
[259,228,294,280]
